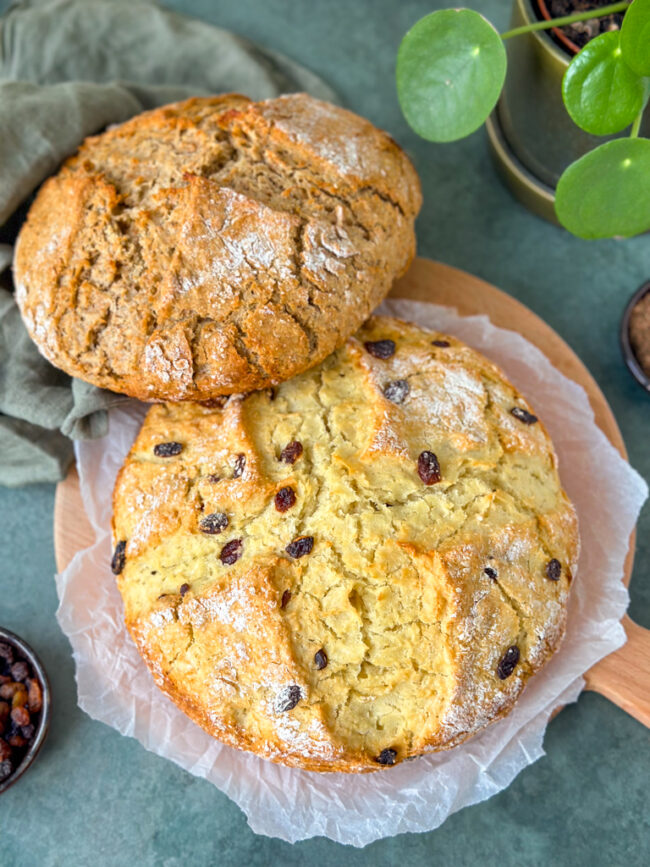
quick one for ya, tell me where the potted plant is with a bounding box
[396,0,650,238]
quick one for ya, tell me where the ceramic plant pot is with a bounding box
[485,0,649,224]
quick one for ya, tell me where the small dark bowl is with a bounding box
[620,281,650,394]
[0,627,51,794]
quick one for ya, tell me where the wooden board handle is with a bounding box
[584,615,650,728]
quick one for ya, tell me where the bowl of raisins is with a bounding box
[0,627,51,793]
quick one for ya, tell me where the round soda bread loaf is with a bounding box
[14,94,421,401]
[111,315,579,772]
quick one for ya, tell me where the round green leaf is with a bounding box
[620,0,650,76]
[396,9,506,142]
[562,31,645,135]
[555,138,650,239]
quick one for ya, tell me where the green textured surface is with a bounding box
[1,0,649,863]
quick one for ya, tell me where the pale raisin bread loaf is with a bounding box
[111,316,578,772]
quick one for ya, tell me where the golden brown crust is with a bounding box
[112,315,579,772]
[14,94,421,400]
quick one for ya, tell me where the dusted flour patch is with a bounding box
[14,93,421,401]
[112,315,579,772]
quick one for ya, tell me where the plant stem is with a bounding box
[630,111,643,138]
[501,1,630,40]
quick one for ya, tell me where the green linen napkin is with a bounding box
[0,0,336,486]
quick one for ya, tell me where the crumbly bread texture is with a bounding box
[112,315,579,772]
[14,94,421,400]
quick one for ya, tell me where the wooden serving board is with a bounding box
[54,258,650,728]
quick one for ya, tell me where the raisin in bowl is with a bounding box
[0,627,51,794]
[620,280,650,394]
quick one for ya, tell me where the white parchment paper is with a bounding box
[55,299,648,847]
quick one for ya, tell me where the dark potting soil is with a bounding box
[540,0,625,51]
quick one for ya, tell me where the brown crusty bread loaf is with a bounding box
[111,315,579,773]
[14,94,422,401]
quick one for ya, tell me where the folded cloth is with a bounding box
[0,0,336,486]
